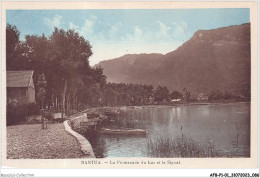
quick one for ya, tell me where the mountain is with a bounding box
[97,23,250,96]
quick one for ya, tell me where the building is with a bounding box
[171,98,181,102]
[7,71,35,104]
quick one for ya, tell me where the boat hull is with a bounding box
[99,128,147,135]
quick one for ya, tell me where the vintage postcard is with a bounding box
[1,1,258,171]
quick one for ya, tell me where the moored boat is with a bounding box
[99,128,147,135]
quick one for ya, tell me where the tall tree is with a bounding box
[49,28,92,117]
[183,88,190,103]
[6,24,20,70]
[23,34,50,70]
[23,34,61,109]
[103,87,118,106]
[36,73,47,108]
[154,85,169,102]
[170,91,183,99]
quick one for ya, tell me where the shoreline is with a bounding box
[63,120,95,158]
[74,101,250,112]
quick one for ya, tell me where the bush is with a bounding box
[7,104,23,126]
[6,103,40,126]
[40,110,67,123]
[20,103,40,117]
[40,110,54,120]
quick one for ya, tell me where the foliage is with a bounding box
[182,88,190,102]
[6,24,20,51]
[208,90,249,102]
[101,83,154,106]
[223,90,233,100]
[36,73,47,108]
[49,28,92,77]
[7,104,23,126]
[7,25,94,115]
[170,91,183,99]
[154,85,169,102]
[7,103,40,126]
[6,24,21,70]
[208,90,224,101]
[48,28,93,116]
[21,103,41,116]
[40,110,54,120]
[103,87,118,106]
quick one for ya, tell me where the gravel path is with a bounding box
[7,123,86,159]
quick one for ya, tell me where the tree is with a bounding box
[23,34,51,69]
[6,24,20,70]
[103,87,118,106]
[224,90,233,100]
[6,24,112,113]
[91,66,107,91]
[21,34,65,110]
[36,73,47,109]
[154,85,169,102]
[49,28,92,117]
[170,91,183,99]
[208,90,223,101]
[182,88,190,103]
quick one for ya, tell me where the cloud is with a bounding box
[69,22,79,30]
[87,20,189,66]
[80,15,98,39]
[125,21,174,43]
[172,21,189,40]
[89,15,97,21]
[63,17,189,66]
[81,19,94,35]
[125,26,144,42]
[106,23,121,40]
[134,26,143,38]
[43,15,62,29]
[155,21,171,39]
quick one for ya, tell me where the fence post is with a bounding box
[41,116,48,129]
[45,118,47,129]
[41,115,44,129]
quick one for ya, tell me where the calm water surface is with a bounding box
[85,103,250,158]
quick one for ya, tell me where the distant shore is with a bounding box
[168,101,250,106]
[78,101,250,112]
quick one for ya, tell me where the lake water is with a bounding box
[84,103,250,158]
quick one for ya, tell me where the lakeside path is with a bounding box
[7,123,87,159]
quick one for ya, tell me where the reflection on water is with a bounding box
[83,103,250,158]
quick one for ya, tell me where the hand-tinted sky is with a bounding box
[6,9,250,66]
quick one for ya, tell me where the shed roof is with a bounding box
[7,70,34,87]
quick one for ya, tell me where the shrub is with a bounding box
[20,103,40,117]
[53,118,66,123]
[7,104,23,125]
[6,103,40,126]
[40,110,54,120]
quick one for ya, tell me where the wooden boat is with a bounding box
[99,128,147,135]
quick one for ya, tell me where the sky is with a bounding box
[6,9,250,66]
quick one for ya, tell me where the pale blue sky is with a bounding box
[6,9,250,66]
